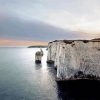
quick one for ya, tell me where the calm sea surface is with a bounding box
[0,47,100,100]
[0,48,58,100]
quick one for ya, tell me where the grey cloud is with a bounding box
[0,13,83,42]
[0,0,96,41]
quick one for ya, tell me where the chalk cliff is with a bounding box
[47,39,100,80]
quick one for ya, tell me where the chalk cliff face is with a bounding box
[47,40,100,80]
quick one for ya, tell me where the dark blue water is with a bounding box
[0,47,100,100]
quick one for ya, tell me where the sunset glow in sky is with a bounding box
[0,39,48,46]
[0,0,100,46]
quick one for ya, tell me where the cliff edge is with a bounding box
[47,39,100,81]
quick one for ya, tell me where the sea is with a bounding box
[0,47,100,100]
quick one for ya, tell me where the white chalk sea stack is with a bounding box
[47,39,100,80]
[35,49,43,63]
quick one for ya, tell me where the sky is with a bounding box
[0,0,100,46]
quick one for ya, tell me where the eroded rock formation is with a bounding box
[47,39,100,80]
[35,48,43,63]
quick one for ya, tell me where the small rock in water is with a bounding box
[35,48,43,64]
[46,60,54,64]
[35,60,41,64]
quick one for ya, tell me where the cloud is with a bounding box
[0,12,87,42]
[0,0,100,42]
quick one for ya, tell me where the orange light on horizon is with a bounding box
[0,38,48,46]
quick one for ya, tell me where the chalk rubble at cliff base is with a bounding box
[47,39,100,80]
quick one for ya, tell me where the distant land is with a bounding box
[28,45,47,48]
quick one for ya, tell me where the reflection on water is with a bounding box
[0,47,100,100]
[35,63,42,70]
[57,80,100,100]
